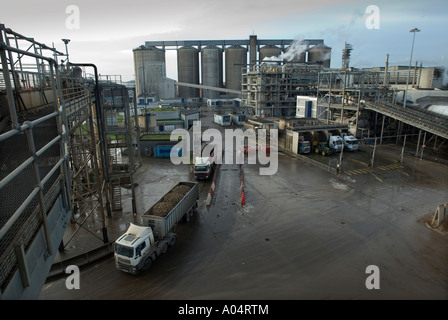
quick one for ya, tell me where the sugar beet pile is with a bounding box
[150,185,192,217]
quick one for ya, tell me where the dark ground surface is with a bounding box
[40,109,448,300]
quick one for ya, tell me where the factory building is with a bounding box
[133,35,332,101]
[241,63,324,117]
[364,65,446,90]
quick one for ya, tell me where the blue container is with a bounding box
[154,145,182,158]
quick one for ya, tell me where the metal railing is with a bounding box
[0,24,72,295]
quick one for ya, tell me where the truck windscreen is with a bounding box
[115,244,134,258]
[194,165,210,172]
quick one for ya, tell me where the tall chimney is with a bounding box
[384,53,389,85]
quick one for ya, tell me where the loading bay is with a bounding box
[39,111,448,300]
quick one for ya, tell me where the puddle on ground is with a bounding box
[329,178,351,191]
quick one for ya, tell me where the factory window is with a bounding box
[139,98,145,105]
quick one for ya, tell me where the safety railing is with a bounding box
[0,24,72,294]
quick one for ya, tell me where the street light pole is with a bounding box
[61,38,71,67]
[403,28,420,109]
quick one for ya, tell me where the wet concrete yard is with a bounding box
[40,112,448,300]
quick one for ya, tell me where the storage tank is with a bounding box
[225,45,247,92]
[177,46,200,98]
[307,44,331,68]
[133,46,166,97]
[201,45,223,99]
[282,43,307,63]
[283,47,306,63]
[259,45,282,64]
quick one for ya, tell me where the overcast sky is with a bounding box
[2,0,447,82]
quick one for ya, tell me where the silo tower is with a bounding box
[133,45,166,99]
[259,45,282,64]
[307,44,331,68]
[225,45,247,92]
[177,46,200,98]
[201,45,223,99]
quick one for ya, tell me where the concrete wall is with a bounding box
[1,195,71,299]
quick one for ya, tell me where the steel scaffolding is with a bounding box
[0,24,140,298]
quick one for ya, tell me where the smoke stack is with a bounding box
[384,53,389,85]
[342,41,353,70]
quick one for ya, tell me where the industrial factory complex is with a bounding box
[1,25,447,301]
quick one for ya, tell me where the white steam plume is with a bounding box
[262,37,307,64]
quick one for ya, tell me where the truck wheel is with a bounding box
[144,257,152,270]
[322,151,326,156]
[315,148,319,154]
[184,212,191,223]
[169,235,176,247]
[161,242,168,254]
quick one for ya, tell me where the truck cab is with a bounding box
[194,157,214,180]
[298,140,311,154]
[328,135,343,152]
[114,224,155,274]
[341,133,359,151]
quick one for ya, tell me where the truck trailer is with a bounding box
[114,182,199,274]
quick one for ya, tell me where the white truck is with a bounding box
[341,133,359,151]
[114,182,199,274]
[328,134,343,152]
[194,143,216,180]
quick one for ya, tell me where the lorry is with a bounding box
[341,133,359,151]
[328,134,343,153]
[298,136,311,154]
[194,156,215,180]
[114,181,199,274]
[194,144,216,180]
